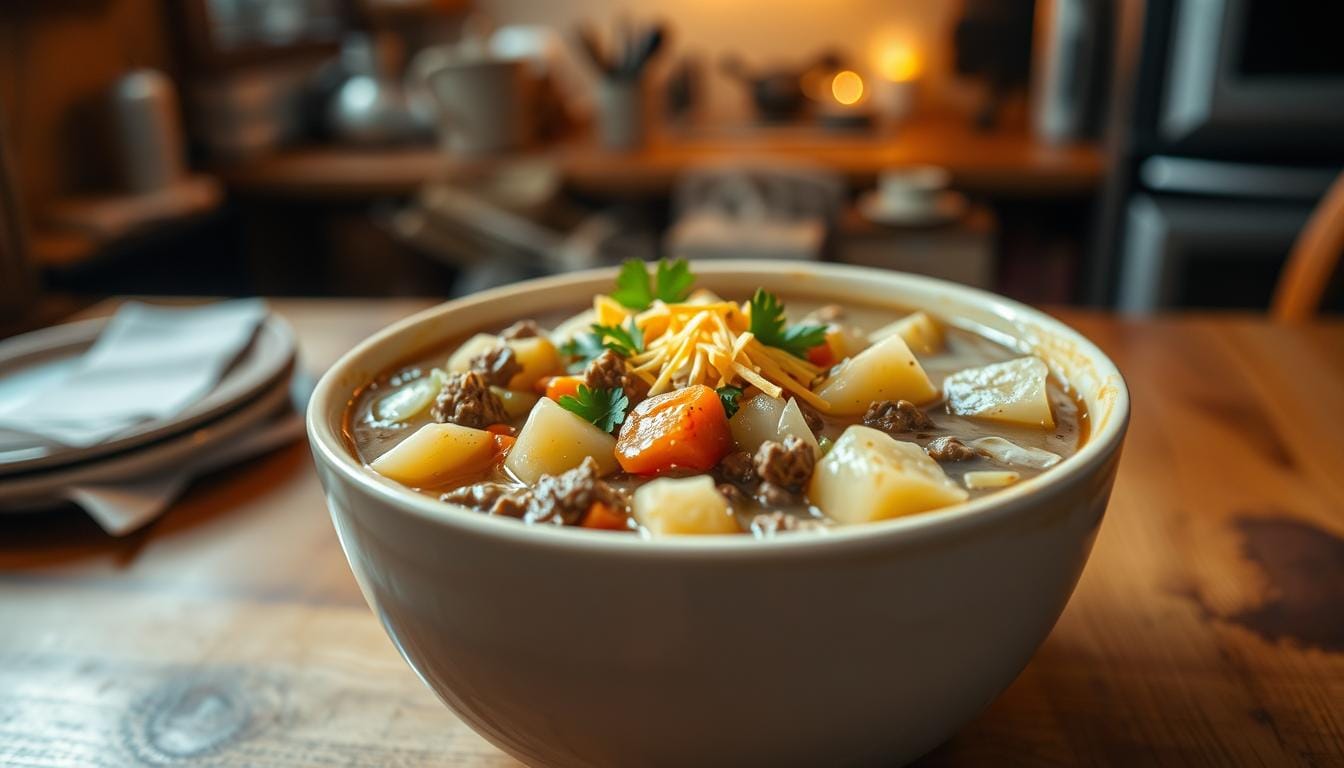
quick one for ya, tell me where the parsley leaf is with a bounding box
[609,258,696,309]
[653,259,695,303]
[559,332,606,373]
[748,288,829,359]
[609,260,654,309]
[557,385,629,433]
[591,317,644,357]
[716,385,744,418]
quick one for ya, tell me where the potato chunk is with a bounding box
[448,334,562,391]
[370,422,494,487]
[503,336,562,390]
[814,334,938,415]
[944,357,1055,429]
[446,333,499,373]
[868,311,944,355]
[728,395,819,456]
[490,386,540,420]
[633,476,741,535]
[808,426,968,524]
[505,397,618,484]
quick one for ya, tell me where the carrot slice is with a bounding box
[485,423,516,436]
[543,375,584,401]
[581,501,629,531]
[491,433,517,462]
[615,384,732,475]
[806,343,836,368]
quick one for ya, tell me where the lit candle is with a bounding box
[873,41,921,126]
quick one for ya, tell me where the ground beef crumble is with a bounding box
[431,371,510,428]
[582,349,650,403]
[753,437,816,506]
[527,457,626,526]
[441,458,628,527]
[925,435,977,462]
[440,483,530,517]
[469,344,521,387]
[863,399,935,434]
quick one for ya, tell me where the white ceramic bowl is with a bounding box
[308,263,1129,767]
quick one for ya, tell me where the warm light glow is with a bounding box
[877,43,921,82]
[830,70,864,105]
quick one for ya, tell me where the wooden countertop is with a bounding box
[217,117,1106,201]
[2,300,1342,765]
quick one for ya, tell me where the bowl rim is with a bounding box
[307,261,1130,558]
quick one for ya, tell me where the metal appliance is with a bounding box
[1092,0,1344,311]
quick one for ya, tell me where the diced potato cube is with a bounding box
[814,334,938,415]
[446,333,499,373]
[809,426,968,524]
[490,386,540,420]
[505,336,562,390]
[826,325,870,360]
[633,476,741,535]
[869,311,944,355]
[374,369,447,422]
[963,470,1020,490]
[370,422,494,487]
[505,397,619,484]
[448,334,562,391]
[944,357,1056,429]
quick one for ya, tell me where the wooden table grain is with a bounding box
[2,301,1342,767]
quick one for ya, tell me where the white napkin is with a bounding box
[67,406,306,535]
[0,300,267,447]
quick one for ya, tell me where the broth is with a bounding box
[345,294,1086,537]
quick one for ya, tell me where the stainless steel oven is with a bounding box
[1092,0,1344,310]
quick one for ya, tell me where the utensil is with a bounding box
[307,262,1130,768]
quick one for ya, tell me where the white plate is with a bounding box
[858,190,967,227]
[0,312,295,476]
[0,373,297,508]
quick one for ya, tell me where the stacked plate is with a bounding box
[0,310,302,522]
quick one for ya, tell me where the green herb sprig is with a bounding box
[557,385,630,433]
[609,258,696,310]
[716,385,744,418]
[748,289,828,359]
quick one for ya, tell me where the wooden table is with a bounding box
[2,301,1342,766]
[217,117,1105,201]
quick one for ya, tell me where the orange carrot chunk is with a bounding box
[491,433,517,463]
[615,384,732,475]
[543,375,584,401]
[581,501,629,531]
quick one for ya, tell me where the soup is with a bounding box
[345,261,1087,537]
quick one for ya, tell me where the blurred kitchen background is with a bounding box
[2,0,1342,326]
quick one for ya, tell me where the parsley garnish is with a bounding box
[716,385,744,418]
[592,317,645,357]
[557,385,630,433]
[748,288,829,359]
[609,258,695,310]
[559,332,606,373]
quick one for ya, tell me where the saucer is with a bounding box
[858,190,967,227]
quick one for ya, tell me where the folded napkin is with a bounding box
[0,300,267,447]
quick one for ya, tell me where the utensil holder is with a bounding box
[597,78,645,150]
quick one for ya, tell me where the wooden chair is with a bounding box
[1272,170,1344,322]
